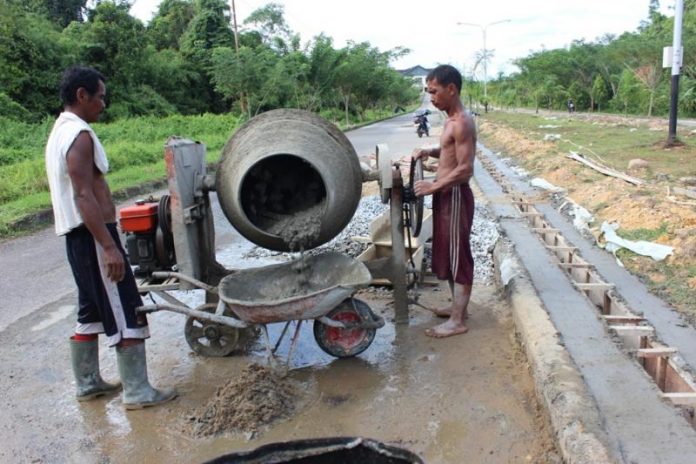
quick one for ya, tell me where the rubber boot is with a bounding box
[116,343,177,410]
[70,338,121,401]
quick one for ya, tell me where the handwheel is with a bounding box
[409,157,424,237]
[184,303,240,357]
[313,298,377,358]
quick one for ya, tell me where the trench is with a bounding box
[477,150,696,429]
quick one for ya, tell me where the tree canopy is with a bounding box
[480,1,696,117]
[0,0,418,122]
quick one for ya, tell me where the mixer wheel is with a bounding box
[408,158,424,237]
[184,304,241,357]
[313,298,377,358]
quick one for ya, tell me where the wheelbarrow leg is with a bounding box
[273,321,293,355]
[260,325,278,371]
[285,321,303,371]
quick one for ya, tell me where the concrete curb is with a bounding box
[493,239,620,464]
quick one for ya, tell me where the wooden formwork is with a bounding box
[480,153,696,422]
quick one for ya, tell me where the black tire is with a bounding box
[184,304,241,357]
[313,298,377,358]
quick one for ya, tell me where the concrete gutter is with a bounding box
[493,239,618,464]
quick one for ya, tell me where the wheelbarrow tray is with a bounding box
[219,252,372,324]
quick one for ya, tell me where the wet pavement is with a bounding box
[0,278,555,463]
[0,103,557,463]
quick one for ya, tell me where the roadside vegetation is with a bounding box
[478,110,696,317]
[0,0,419,237]
[472,1,696,119]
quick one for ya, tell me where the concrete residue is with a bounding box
[268,202,324,252]
[185,363,299,437]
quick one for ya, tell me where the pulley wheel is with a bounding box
[155,195,175,267]
[409,158,424,237]
[184,304,240,357]
[376,144,392,204]
[313,298,377,358]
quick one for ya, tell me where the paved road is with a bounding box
[1,102,559,463]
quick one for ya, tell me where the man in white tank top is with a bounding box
[45,66,176,409]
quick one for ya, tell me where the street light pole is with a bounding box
[667,0,684,146]
[458,20,510,102]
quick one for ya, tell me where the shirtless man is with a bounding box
[413,65,477,338]
[46,66,176,409]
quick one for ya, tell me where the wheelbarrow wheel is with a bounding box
[185,303,240,357]
[313,298,377,358]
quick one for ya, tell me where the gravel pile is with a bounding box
[243,195,500,284]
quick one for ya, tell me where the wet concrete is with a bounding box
[475,145,696,462]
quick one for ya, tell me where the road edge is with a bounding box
[493,239,621,464]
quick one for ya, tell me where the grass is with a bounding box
[479,109,696,318]
[0,106,412,238]
[482,111,696,180]
[0,113,241,237]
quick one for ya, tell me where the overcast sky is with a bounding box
[130,0,675,77]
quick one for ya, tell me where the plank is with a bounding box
[662,392,696,406]
[567,151,644,185]
[637,347,678,358]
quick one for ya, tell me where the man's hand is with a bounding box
[414,180,435,196]
[103,245,125,282]
[412,147,429,161]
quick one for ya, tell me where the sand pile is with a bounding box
[186,363,299,437]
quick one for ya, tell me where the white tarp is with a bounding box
[599,221,674,263]
[559,199,594,232]
[530,178,565,193]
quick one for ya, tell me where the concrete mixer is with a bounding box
[119,109,424,362]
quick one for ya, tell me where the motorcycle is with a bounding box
[413,110,430,138]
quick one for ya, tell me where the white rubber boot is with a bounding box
[70,338,121,401]
[116,343,177,410]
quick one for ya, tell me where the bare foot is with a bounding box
[428,306,468,319]
[425,320,469,338]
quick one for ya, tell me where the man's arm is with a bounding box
[412,146,441,160]
[67,132,125,282]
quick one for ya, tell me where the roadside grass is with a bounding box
[0,113,240,237]
[483,111,696,180]
[479,110,696,318]
[0,106,412,238]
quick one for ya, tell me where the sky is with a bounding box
[129,0,675,78]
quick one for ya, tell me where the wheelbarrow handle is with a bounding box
[151,271,218,294]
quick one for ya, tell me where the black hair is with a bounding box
[59,66,105,106]
[426,65,462,93]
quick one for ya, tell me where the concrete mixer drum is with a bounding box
[215,109,363,252]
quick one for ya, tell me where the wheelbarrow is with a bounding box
[137,252,385,366]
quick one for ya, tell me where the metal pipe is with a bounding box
[151,271,219,294]
[137,303,248,328]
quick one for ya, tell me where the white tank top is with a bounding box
[45,112,109,236]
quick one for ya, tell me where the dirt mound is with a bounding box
[186,363,299,438]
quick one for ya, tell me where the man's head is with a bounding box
[426,65,462,111]
[60,66,106,122]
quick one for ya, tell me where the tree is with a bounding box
[0,1,69,117]
[590,74,609,112]
[633,64,663,116]
[148,0,195,50]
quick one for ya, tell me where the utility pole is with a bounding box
[229,0,247,114]
[667,0,684,146]
[457,20,510,109]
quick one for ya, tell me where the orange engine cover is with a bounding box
[119,202,158,233]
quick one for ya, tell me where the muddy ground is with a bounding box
[1,279,559,463]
